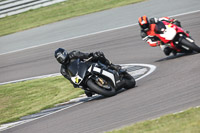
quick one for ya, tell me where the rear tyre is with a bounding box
[87,79,116,97]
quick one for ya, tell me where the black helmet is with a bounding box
[138,16,150,32]
[54,48,70,64]
[154,21,166,34]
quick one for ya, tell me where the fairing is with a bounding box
[67,59,89,85]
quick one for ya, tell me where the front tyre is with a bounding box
[180,37,200,53]
[122,72,136,89]
[87,79,116,97]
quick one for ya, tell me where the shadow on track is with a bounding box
[87,86,138,101]
[155,52,198,62]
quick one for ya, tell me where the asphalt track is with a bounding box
[1,11,200,133]
[1,0,200,54]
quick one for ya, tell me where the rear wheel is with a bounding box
[87,79,116,97]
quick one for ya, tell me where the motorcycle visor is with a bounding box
[141,24,149,31]
[56,52,67,64]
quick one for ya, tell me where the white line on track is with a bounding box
[0,9,200,131]
[121,64,156,81]
[0,64,156,85]
[0,102,84,131]
[0,73,61,85]
[0,63,156,131]
[0,9,200,56]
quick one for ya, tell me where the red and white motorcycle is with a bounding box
[154,21,200,54]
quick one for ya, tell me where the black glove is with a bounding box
[172,20,182,27]
[92,51,105,59]
[140,31,147,38]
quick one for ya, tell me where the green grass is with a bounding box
[0,0,144,37]
[0,76,84,124]
[1,76,200,131]
[0,0,145,125]
[107,107,200,133]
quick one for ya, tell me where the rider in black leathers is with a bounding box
[54,48,121,97]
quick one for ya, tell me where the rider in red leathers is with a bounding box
[138,15,182,56]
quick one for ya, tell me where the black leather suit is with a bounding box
[60,50,111,88]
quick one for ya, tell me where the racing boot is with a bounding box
[173,20,182,27]
[160,44,173,56]
[164,47,173,56]
[109,63,122,72]
[172,50,177,56]
[84,90,93,97]
[186,31,190,34]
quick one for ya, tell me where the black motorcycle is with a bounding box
[66,58,136,97]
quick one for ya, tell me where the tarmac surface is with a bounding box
[0,0,200,54]
[0,0,200,132]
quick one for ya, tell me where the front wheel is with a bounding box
[87,79,116,97]
[180,37,200,53]
[122,72,136,89]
